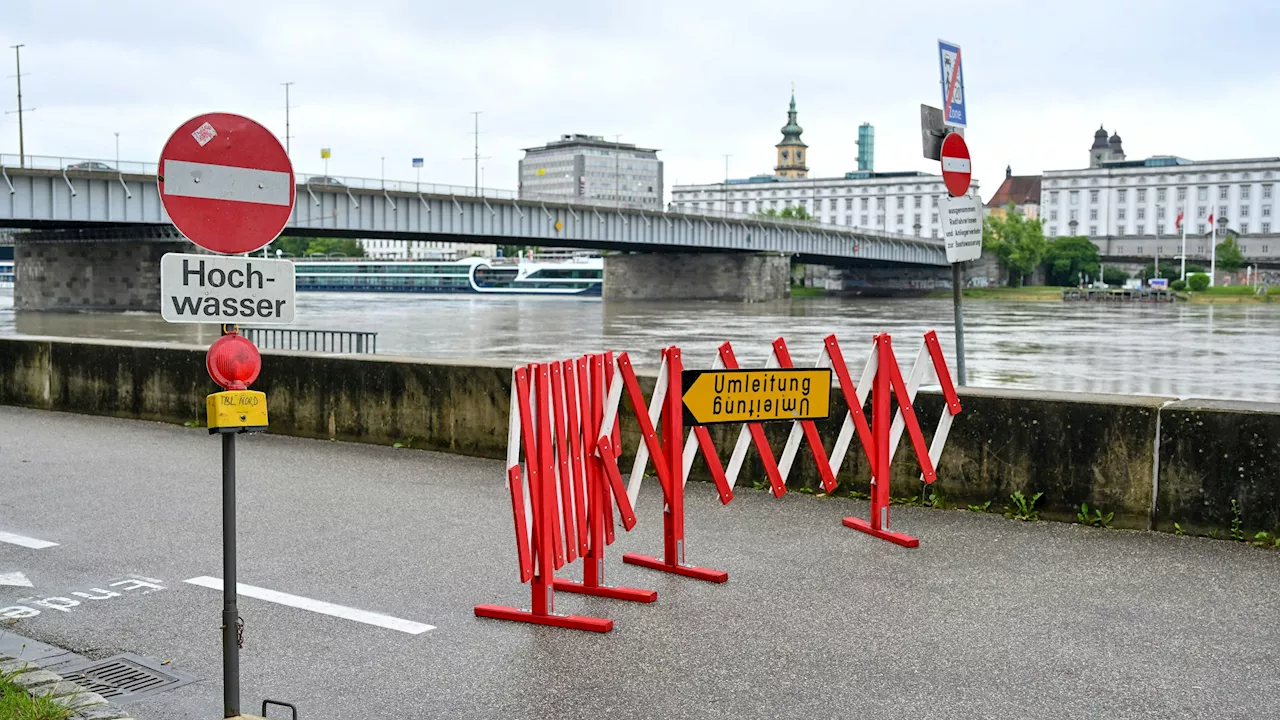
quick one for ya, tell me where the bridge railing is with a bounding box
[241,327,377,355]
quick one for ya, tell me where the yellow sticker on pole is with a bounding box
[681,368,831,425]
[207,390,269,433]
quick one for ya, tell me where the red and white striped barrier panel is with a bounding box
[475,353,654,634]
[828,330,962,547]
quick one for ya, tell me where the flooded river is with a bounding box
[3,288,1278,402]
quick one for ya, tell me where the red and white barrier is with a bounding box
[475,354,653,634]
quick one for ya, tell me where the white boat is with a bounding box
[292,255,602,296]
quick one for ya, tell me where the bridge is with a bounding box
[0,153,952,310]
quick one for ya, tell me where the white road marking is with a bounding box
[0,571,32,588]
[0,531,58,549]
[183,577,435,634]
[163,160,292,206]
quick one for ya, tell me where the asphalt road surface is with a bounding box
[1,406,1278,719]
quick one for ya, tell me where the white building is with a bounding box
[670,93,974,239]
[359,239,498,261]
[518,134,663,208]
[1041,127,1280,260]
[672,172,973,239]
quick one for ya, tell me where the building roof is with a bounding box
[777,92,807,148]
[985,174,1042,209]
[522,135,660,154]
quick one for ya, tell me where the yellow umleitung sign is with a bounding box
[681,368,831,425]
[207,390,269,433]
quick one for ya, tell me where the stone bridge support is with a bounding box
[604,252,790,302]
[12,228,188,312]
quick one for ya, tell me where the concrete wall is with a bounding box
[604,252,789,302]
[2,336,1277,537]
[15,239,190,311]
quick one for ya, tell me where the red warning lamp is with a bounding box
[206,332,262,391]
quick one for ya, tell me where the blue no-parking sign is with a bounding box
[937,39,967,128]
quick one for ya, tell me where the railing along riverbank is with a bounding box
[241,328,377,354]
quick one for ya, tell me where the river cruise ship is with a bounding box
[292,255,602,296]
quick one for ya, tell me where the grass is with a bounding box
[926,286,1065,301]
[0,669,75,720]
[789,285,828,298]
[1186,284,1279,303]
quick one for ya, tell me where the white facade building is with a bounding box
[671,171,977,239]
[359,239,498,261]
[1041,127,1280,260]
[518,134,663,208]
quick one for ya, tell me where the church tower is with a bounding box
[774,92,808,179]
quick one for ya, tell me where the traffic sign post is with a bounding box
[158,112,296,719]
[940,132,971,198]
[939,120,973,386]
[938,39,967,128]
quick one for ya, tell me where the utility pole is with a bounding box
[281,81,295,157]
[723,153,731,213]
[8,45,31,168]
[614,134,622,205]
[468,111,489,195]
[114,131,119,168]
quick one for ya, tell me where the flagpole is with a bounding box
[1209,218,1217,287]
[1179,213,1187,281]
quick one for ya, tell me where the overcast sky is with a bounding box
[3,0,1277,200]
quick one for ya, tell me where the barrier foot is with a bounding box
[841,517,920,548]
[621,553,728,583]
[552,579,657,603]
[473,604,613,632]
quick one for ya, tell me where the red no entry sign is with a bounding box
[158,113,295,255]
[940,132,971,197]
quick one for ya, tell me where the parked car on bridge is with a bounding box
[67,161,114,171]
[307,175,345,186]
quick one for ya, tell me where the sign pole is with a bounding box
[221,423,240,718]
[951,264,967,385]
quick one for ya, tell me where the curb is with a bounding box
[0,652,135,720]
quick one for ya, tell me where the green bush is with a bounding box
[1188,273,1211,292]
[1170,279,1187,291]
[1102,267,1129,286]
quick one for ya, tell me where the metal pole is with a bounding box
[282,82,293,157]
[221,431,240,718]
[12,45,25,168]
[951,263,967,385]
[472,111,482,195]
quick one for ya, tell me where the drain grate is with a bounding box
[52,653,196,704]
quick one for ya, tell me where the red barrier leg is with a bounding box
[624,346,728,583]
[843,335,919,548]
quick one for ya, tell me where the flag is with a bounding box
[1207,212,1215,227]
[1175,211,1184,229]
[320,148,331,160]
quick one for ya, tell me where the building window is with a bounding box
[1137,246,1144,254]
[1263,245,1270,253]
[1218,204,1227,218]
[913,213,922,225]
[1177,187,1187,201]
[1137,224,1145,235]
[861,198,869,210]
[861,214,868,225]
[877,214,884,226]
[1157,188,1166,202]
[1197,205,1206,218]
[1264,185,1273,199]
[932,195,940,207]
[1090,209,1098,221]
[1197,244,1205,253]
[1197,223,1205,233]
[1070,191,1079,205]
[1089,225,1097,235]
[931,213,938,224]
[932,229,939,238]
[1241,223,1250,233]
[1117,208,1125,220]
[1050,191,1059,205]
[844,215,851,226]
[1070,209,1079,221]
[1242,186,1252,200]
[1263,223,1271,233]
[896,214,904,224]
[1049,226,1058,237]
[845,198,854,210]
[1089,190,1099,203]
[896,197,905,209]
[877,198,885,210]
[1198,187,1208,201]
[1264,205,1273,217]
[1117,189,1127,202]
[1050,210,1058,221]
[1137,207,1146,220]
[1220,186,1229,200]
[914,196,922,209]
[1158,206,1166,219]
[1138,189,1147,202]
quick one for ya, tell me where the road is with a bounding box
[1,406,1278,719]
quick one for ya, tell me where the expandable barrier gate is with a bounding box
[476,331,962,632]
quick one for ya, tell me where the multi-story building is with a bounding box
[857,123,875,172]
[517,134,663,209]
[985,165,1041,220]
[359,239,497,261]
[1040,127,1280,260]
[671,94,973,238]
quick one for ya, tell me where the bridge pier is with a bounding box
[13,229,189,312]
[604,252,790,302]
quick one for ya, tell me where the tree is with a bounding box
[1215,236,1244,273]
[268,236,365,258]
[1188,273,1211,291]
[1102,267,1129,287]
[1042,236,1100,286]
[983,210,1048,286]
[757,206,813,221]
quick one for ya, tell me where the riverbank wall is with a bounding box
[2,336,1276,538]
